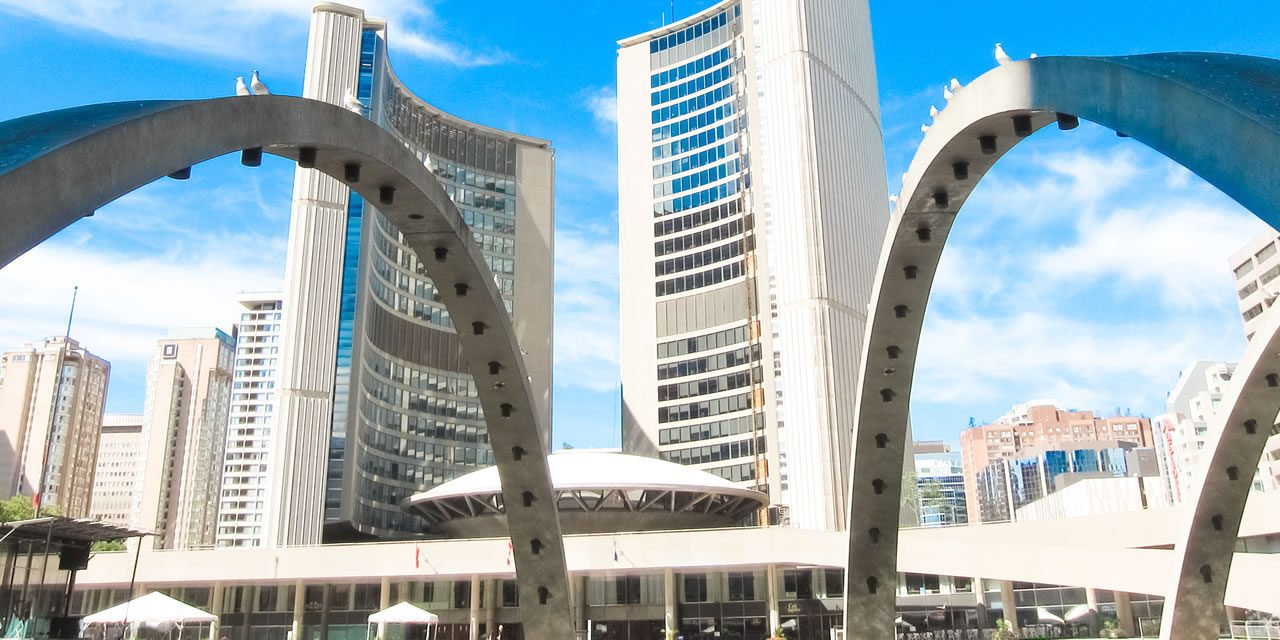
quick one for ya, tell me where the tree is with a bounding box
[992,618,1020,640]
[0,495,61,523]
[91,540,126,552]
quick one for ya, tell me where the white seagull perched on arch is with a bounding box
[251,70,270,95]
[928,104,940,120]
[343,88,365,113]
[994,42,1013,66]
[235,77,250,96]
[944,77,962,102]
[920,123,930,134]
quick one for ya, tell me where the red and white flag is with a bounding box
[505,540,513,566]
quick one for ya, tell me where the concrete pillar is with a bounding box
[209,582,224,640]
[291,580,305,640]
[469,575,481,640]
[377,577,391,640]
[973,577,989,629]
[132,582,147,598]
[572,576,586,637]
[319,584,330,640]
[663,568,677,635]
[1085,587,1100,635]
[1114,591,1135,636]
[486,579,499,638]
[765,565,779,632]
[998,580,1017,630]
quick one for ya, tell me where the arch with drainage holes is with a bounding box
[842,53,1280,640]
[0,96,573,638]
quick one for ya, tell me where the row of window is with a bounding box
[362,375,484,422]
[654,176,744,216]
[656,214,751,259]
[367,349,479,397]
[706,461,756,483]
[657,323,750,359]
[654,139,738,182]
[360,448,483,489]
[658,343,761,380]
[648,10,732,56]
[656,258,744,296]
[652,101,736,143]
[360,420,489,465]
[359,399,488,446]
[653,157,742,199]
[653,117,739,161]
[651,45,732,89]
[658,366,759,402]
[651,82,738,126]
[655,233,751,277]
[428,157,517,196]
[657,413,761,446]
[387,94,518,177]
[658,390,754,423]
[654,198,743,238]
[461,208,515,235]
[660,435,764,466]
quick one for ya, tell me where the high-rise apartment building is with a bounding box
[89,413,144,525]
[0,336,110,517]
[133,329,234,549]
[216,293,283,548]
[958,401,1153,523]
[616,0,889,530]
[1153,360,1275,504]
[911,441,968,527]
[270,4,554,544]
[1228,232,1280,492]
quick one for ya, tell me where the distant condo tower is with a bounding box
[270,3,554,544]
[616,0,889,529]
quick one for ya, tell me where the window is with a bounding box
[501,580,519,608]
[824,570,844,598]
[615,576,642,604]
[783,570,812,599]
[1257,241,1277,262]
[1234,260,1255,279]
[727,572,756,601]
[682,574,709,603]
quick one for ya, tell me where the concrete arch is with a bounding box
[0,96,572,638]
[842,53,1280,639]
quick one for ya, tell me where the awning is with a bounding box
[1037,607,1066,624]
[367,602,438,625]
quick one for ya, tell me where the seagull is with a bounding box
[250,70,270,95]
[944,78,962,102]
[235,77,250,96]
[888,194,899,206]
[920,123,930,134]
[343,88,364,113]
[1029,53,1039,59]
[995,43,1013,66]
[929,104,940,119]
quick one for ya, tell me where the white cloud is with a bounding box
[0,0,509,67]
[552,228,619,393]
[584,88,618,129]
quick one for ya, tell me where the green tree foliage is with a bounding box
[0,495,61,522]
[91,540,126,552]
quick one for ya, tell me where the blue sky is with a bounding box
[0,0,1277,449]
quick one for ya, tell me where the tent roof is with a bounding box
[83,592,217,625]
[367,602,439,624]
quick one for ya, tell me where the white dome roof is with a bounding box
[410,450,767,504]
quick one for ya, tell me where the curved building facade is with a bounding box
[260,3,553,546]
[617,0,889,530]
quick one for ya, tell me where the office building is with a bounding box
[959,401,1153,523]
[1228,232,1280,492]
[911,441,968,527]
[271,4,554,544]
[0,336,110,517]
[216,293,284,548]
[88,413,144,525]
[134,329,235,549]
[975,442,1157,523]
[616,0,889,530]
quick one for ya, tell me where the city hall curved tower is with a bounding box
[617,0,887,529]
[252,4,553,546]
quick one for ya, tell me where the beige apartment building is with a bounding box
[0,336,109,517]
[1228,231,1280,492]
[133,329,234,549]
[88,413,144,525]
[958,401,1153,523]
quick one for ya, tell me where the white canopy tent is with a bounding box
[81,592,217,640]
[366,602,438,640]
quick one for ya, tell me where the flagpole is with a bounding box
[35,286,79,518]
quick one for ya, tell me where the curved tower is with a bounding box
[255,3,553,546]
[617,0,887,530]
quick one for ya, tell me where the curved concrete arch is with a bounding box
[0,96,572,638]
[842,53,1280,639]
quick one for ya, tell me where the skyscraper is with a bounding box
[616,0,888,529]
[0,336,110,517]
[216,293,283,548]
[133,329,234,549]
[89,413,144,525]
[270,4,554,544]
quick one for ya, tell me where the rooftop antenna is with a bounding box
[35,286,78,518]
